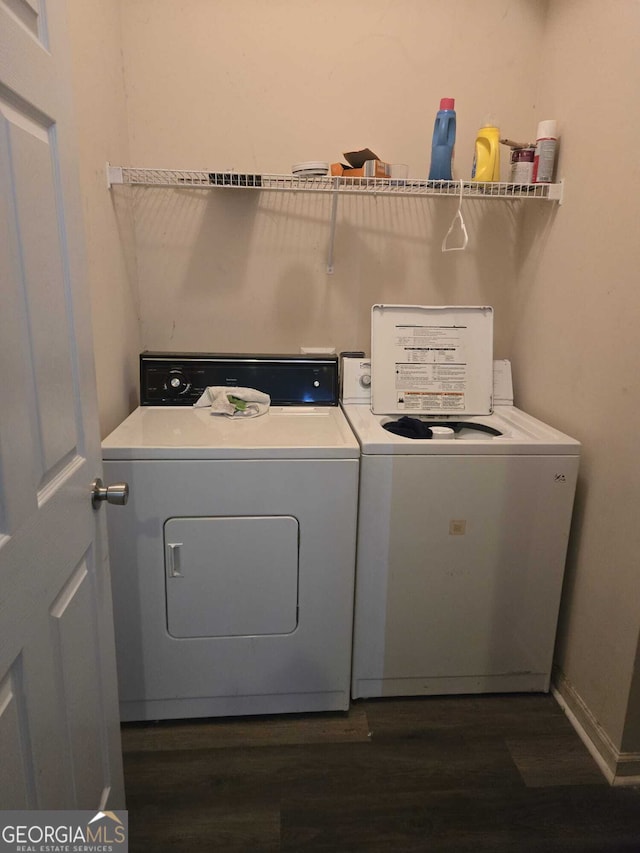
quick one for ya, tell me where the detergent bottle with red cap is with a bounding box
[428,98,456,181]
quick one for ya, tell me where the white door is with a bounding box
[0,0,125,808]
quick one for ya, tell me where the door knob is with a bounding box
[91,477,129,509]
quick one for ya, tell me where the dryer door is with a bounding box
[164,515,299,638]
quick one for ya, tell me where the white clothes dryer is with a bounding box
[103,353,359,721]
[341,305,580,700]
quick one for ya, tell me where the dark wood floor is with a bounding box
[121,694,640,852]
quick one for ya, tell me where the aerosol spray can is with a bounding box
[532,120,558,183]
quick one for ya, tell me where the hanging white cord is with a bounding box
[441,179,469,252]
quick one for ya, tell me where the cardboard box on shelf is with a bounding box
[331,160,391,178]
[330,148,391,179]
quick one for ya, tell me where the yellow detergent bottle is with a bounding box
[471,118,500,181]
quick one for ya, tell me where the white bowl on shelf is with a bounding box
[292,161,329,177]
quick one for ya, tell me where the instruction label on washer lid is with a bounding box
[371,305,494,416]
[395,324,468,410]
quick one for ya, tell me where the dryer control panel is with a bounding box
[140,352,340,406]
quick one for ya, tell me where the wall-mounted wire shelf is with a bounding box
[106,164,563,272]
[106,164,563,202]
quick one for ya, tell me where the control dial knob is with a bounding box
[165,368,192,396]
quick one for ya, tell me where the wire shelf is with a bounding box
[107,165,562,201]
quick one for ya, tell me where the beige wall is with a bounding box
[118,0,548,358]
[506,0,640,761]
[67,0,141,437]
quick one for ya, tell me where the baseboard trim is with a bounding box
[552,670,640,787]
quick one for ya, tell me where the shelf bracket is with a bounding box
[106,162,124,189]
[326,181,340,274]
[547,178,564,205]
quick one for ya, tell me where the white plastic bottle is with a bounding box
[532,119,558,183]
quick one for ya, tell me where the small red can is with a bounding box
[510,147,535,183]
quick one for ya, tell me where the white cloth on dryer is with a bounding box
[194,386,271,418]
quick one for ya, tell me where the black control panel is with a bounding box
[140,352,340,406]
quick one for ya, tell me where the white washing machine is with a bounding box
[102,352,359,721]
[341,305,580,699]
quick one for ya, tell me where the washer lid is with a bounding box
[371,305,494,416]
[341,403,581,456]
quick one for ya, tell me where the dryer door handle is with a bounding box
[167,542,183,577]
